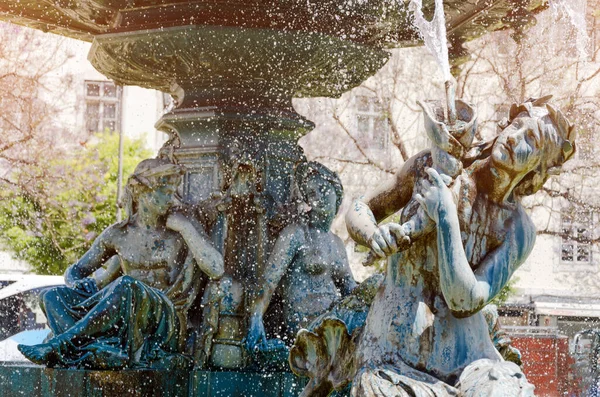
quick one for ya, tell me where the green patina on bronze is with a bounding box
[0,366,306,397]
[244,162,358,369]
[291,98,577,396]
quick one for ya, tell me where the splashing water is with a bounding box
[409,0,455,123]
[409,0,451,82]
[549,0,590,60]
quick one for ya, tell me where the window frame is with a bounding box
[560,209,594,266]
[84,80,122,134]
[354,94,389,151]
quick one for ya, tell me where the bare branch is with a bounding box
[331,113,394,174]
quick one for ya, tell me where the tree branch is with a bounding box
[331,112,394,174]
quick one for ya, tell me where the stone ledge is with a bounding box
[0,364,306,397]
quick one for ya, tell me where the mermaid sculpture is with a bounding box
[246,162,357,353]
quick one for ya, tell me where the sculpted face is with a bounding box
[491,112,563,179]
[142,174,181,216]
[304,176,338,221]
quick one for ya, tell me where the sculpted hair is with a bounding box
[508,97,576,196]
[117,158,185,227]
[463,96,577,196]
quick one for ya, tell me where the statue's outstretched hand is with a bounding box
[415,168,453,223]
[368,223,411,259]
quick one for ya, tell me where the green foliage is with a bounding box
[490,276,519,306]
[0,132,151,275]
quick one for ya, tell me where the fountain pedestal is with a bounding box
[88,25,389,369]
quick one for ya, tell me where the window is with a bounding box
[85,81,122,133]
[561,210,593,264]
[355,95,389,150]
[576,133,594,160]
[494,32,513,57]
[567,109,596,160]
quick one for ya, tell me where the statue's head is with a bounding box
[491,96,576,196]
[295,161,343,219]
[120,158,185,224]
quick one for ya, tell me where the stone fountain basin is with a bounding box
[1,0,548,99]
[0,1,547,47]
[1,0,412,45]
[88,25,390,99]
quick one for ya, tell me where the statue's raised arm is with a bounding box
[351,97,576,397]
[346,152,421,256]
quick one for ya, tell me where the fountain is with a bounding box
[0,1,555,396]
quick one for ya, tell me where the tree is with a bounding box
[0,24,154,275]
[0,23,79,193]
[0,132,151,275]
[298,47,442,176]
[297,3,600,288]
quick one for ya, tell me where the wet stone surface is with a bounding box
[0,364,307,397]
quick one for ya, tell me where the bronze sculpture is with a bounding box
[292,97,577,396]
[18,158,224,369]
[349,98,575,395]
[246,162,357,352]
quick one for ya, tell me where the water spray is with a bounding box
[410,0,456,125]
[549,0,590,61]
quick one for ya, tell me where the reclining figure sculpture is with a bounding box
[19,158,224,369]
